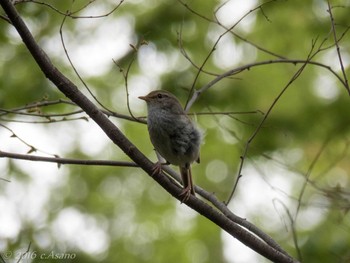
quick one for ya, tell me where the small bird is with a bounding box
[139,90,201,202]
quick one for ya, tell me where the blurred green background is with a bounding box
[0,0,349,262]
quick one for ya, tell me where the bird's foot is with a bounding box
[179,185,194,203]
[151,161,169,176]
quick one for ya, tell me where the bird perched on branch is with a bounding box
[139,90,201,202]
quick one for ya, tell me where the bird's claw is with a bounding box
[151,161,170,176]
[151,162,163,176]
[179,185,193,203]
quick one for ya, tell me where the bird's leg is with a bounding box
[179,165,195,202]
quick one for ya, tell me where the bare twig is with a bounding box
[0,150,138,167]
[16,0,124,19]
[0,108,84,118]
[0,13,11,23]
[16,242,31,263]
[177,24,236,78]
[274,200,302,262]
[184,1,270,110]
[113,55,139,121]
[326,1,350,94]
[226,40,323,204]
[0,99,143,123]
[0,116,88,124]
[295,137,331,217]
[0,123,37,153]
[0,98,74,114]
[178,0,285,60]
[185,56,347,111]
[192,109,264,116]
[59,12,113,113]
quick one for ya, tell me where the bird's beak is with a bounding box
[138,95,148,101]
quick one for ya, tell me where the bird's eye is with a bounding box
[157,93,163,98]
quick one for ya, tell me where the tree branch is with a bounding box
[0,150,138,167]
[185,58,348,111]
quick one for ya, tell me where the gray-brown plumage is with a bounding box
[139,90,201,202]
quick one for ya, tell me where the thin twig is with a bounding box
[185,57,347,111]
[295,137,331,217]
[184,1,270,111]
[0,123,62,157]
[0,108,84,118]
[192,109,264,116]
[327,1,350,94]
[226,40,322,204]
[16,242,32,263]
[0,99,75,115]
[59,12,113,113]
[0,150,138,167]
[178,0,285,60]
[113,56,139,121]
[274,200,302,261]
[0,116,88,124]
[16,0,124,19]
[177,23,235,78]
[0,99,143,123]
[0,14,11,23]
[0,123,37,153]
